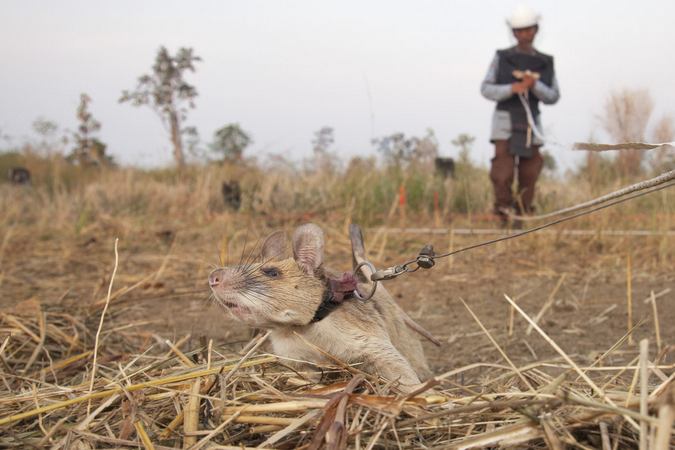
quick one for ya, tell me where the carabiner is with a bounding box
[371,264,408,281]
[353,261,378,300]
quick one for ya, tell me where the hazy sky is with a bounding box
[2,1,674,170]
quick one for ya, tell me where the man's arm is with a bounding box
[480,54,514,102]
[531,74,560,104]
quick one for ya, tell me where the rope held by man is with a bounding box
[502,168,675,222]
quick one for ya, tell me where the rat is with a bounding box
[208,223,431,389]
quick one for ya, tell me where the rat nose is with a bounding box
[209,268,225,287]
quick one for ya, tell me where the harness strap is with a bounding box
[310,272,358,323]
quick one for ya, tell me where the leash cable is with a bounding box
[353,91,675,294]
[368,180,675,284]
[502,168,675,222]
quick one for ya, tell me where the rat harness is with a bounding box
[310,272,360,323]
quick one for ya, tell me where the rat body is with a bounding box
[208,223,430,388]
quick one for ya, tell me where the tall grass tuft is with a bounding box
[1,150,672,234]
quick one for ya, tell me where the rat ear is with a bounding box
[292,223,324,274]
[260,230,288,262]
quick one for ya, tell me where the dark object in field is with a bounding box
[221,181,241,210]
[81,237,98,247]
[434,157,455,179]
[156,229,175,245]
[9,167,31,185]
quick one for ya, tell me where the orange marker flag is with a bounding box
[398,184,406,207]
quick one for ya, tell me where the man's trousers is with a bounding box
[489,140,544,216]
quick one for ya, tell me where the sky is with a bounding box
[1,0,675,171]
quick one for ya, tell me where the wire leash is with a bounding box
[353,90,675,296]
[370,179,675,283]
[507,91,675,222]
[501,168,675,222]
[366,227,674,237]
[355,177,674,294]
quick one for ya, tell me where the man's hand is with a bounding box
[511,82,528,94]
[522,74,536,89]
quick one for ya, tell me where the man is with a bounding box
[481,5,560,225]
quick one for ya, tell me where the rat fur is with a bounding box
[208,223,430,389]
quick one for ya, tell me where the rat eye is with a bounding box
[261,267,281,277]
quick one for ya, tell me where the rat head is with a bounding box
[208,223,326,327]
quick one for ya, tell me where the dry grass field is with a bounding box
[0,158,673,448]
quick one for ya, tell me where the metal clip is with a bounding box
[353,261,378,300]
[416,244,435,269]
[371,265,407,281]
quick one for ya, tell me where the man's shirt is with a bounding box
[481,52,560,104]
[480,51,560,143]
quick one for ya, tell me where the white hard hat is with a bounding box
[507,4,540,29]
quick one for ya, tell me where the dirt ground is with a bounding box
[2,218,673,379]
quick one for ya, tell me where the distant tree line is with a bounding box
[3,46,673,177]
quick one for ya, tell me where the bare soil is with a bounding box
[2,220,673,377]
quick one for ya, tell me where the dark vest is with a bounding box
[496,47,554,117]
[495,47,554,156]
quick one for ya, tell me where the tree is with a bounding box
[451,133,475,165]
[312,127,334,155]
[0,127,10,147]
[183,126,201,158]
[374,129,440,168]
[601,88,653,176]
[374,132,414,166]
[372,133,418,167]
[310,126,337,172]
[32,118,65,155]
[69,94,112,166]
[120,47,201,167]
[32,118,58,138]
[210,124,252,162]
[412,129,439,167]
